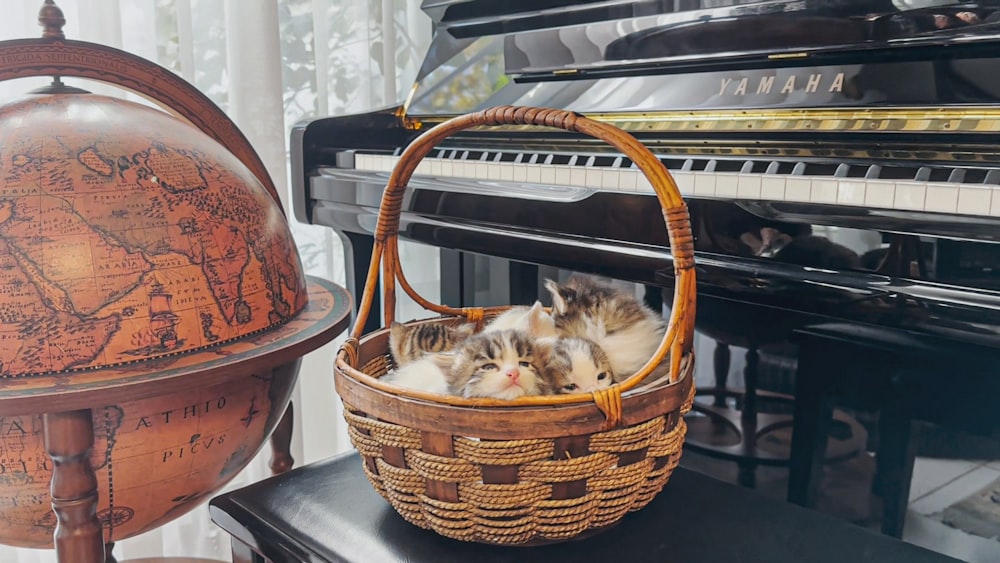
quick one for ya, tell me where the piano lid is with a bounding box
[407,1,1000,116]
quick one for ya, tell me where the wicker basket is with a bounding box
[334,105,697,546]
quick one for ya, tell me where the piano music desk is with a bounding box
[788,323,1000,538]
[209,452,957,563]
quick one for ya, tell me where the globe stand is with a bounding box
[0,3,354,562]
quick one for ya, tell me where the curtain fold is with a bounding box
[0,1,431,560]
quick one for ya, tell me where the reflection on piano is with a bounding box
[292,0,1000,546]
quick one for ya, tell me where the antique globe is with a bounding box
[0,86,347,552]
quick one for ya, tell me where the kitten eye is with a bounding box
[518,361,532,368]
[562,383,578,392]
[597,372,608,381]
[481,363,499,370]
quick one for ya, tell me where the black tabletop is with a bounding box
[209,452,959,563]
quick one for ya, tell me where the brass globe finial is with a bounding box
[38,0,66,40]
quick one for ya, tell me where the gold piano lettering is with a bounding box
[805,73,822,93]
[757,75,774,94]
[719,72,846,96]
[718,78,732,96]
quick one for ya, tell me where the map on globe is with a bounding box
[0,93,308,378]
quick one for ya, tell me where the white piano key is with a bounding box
[619,169,638,191]
[525,164,541,184]
[836,179,867,206]
[570,167,587,188]
[784,177,811,202]
[670,171,695,195]
[894,182,927,210]
[737,175,762,199]
[760,176,786,200]
[810,178,839,204]
[864,180,895,209]
[475,162,490,180]
[378,155,395,172]
[354,153,369,170]
[512,163,527,183]
[458,161,477,179]
[600,168,620,190]
[440,160,454,178]
[585,167,603,190]
[635,173,654,193]
[924,184,960,214]
[693,173,716,196]
[428,160,441,177]
[500,163,514,182]
[714,173,738,197]
[415,160,431,175]
[539,165,556,185]
[957,185,993,216]
[990,190,1000,217]
[486,162,502,180]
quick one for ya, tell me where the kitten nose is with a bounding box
[505,368,520,383]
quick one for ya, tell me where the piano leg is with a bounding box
[787,336,836,508]
[440,249,475,307]
[874,387,916,538]
[342,232,381,334]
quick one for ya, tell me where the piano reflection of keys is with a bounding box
[292,0,1000,539]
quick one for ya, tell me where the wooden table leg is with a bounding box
[269,401,295,475]
[43,409,106,563]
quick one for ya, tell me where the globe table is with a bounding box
[0,276,351,562]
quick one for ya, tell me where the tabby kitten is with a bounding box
[380,353,453,395]
[544,276,665,382]
[482,301,558,338]
[536,336,614,394]
[448,329,549,399]
[388,321,474,367]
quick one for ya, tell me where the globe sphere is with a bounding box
[0,91,307,548]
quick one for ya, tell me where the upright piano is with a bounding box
[291,0,1000,540]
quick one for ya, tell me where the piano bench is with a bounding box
[208,452,958,563]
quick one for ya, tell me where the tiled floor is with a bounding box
[680,449,1000,562]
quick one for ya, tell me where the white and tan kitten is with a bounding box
[388,321,474,367]
[536,336,614,394]
[380,352,453,395]
[545,276,665,382]
[448,329,549,400]
[482,301,558,338]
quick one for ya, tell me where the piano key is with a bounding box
[836,179,867,206]
[785,177,811,202]
[715,173,738,197]
[693,173,715,196]
[864,180,896,209]
[924,184,960,214]
[737,174,762,199]
[760,176,786,200]
[895,182,927,210]
[957,185,993,216]
[810,178,839,204]
[347,153,1000,217]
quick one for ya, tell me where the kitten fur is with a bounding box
[448,329,549,400]
[388,321,474,366]
[544,276,665,381]
[482,301,558,338]
[381,353,453,395]
[536,337,613,394]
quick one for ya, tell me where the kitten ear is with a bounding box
[388,321,406,345]
[453,323,476,339]
[740,231,764,254]
[526,301,553,337]
[544,279,572,315]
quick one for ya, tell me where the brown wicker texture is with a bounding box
[334,105,697,545]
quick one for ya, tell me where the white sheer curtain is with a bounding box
[0,1,431,561]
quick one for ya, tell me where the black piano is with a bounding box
[291,0,1000,549]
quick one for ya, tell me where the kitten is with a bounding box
[388,321,474,367]
[544,276,666,382]
[482,301,558,338]
[740,227,861,270]
[448,330,549,400]
[536,337,614,394]
[380,353,453,395]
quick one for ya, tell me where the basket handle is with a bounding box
[348,105,696,394]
